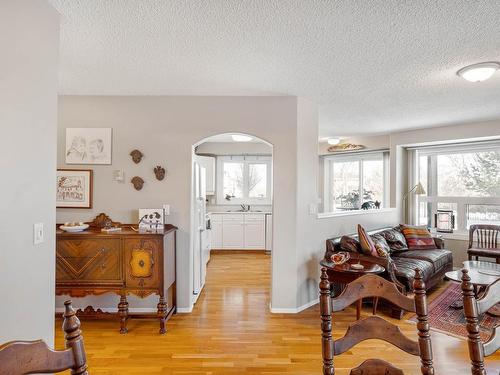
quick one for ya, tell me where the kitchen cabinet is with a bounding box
[244,214,266,249]
[222,214,245,248]
[195,155,216,195]
[211,214,223,249]
[210,213,266,250]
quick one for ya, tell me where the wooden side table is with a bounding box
[320,259,385,320]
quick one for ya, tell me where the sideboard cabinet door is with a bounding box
[56,238,122,284]
[124,238,161,291]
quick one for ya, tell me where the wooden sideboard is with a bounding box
[56,220,177,334]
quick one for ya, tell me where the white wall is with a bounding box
[56,96,301,311]
[0,1,59,344]
[293,100,399,308]
[196,141,272,155]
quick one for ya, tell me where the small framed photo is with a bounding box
[65,128,112,164]
[435,210,455,233]
[57,169,93,208]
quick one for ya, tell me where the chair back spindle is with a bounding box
[0,300,88,375]
[461,269,500,374]
[319,268,434,375]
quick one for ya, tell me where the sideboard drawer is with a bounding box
[56,239,122,283]
[124,238,161,289]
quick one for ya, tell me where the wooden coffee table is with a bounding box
[445,260,500,314]
[320,259,385,320]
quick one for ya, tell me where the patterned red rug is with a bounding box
[409,282,499,341]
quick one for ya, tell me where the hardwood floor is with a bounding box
[55,252,499,374]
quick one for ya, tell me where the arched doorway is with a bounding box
[190,133,274,309]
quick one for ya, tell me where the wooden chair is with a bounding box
[319,268,434,375]
[0,300,88,375]
[461,269,500,375]
[468,225,500,264]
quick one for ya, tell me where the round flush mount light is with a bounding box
[457,62,500,82]
[327,138,341,145]
[232,134,253,142]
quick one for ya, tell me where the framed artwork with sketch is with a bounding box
[65,128,112,164]
[57,169,93,208]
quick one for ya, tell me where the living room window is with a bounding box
[410,141,500,233]
[216,155,272,205]
[323,152,389,212]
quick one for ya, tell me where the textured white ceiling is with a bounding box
[49,0,500,136]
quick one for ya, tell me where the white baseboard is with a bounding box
[176,306,193,313]
[270,298,319,314]
[55,307,156,313]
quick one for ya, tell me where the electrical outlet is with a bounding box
[34,223,44,245]
[309,203,317,215]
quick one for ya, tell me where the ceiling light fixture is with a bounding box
[327,138,340,145]
[232,134,253,142]
[457,62,500,82]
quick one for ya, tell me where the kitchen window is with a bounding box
[410,141,500,233]
[322,152,389,212]
[216,155,272,205]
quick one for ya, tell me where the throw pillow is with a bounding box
[339,235,361,253]
[399,224,437,250]
[381,228,408,252]
[370,234,390,258]
[357,224,377,257]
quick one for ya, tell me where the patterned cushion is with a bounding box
[340,235,361,253]
[380,228,408,252]
[358,224,378,256]
[400,224,436,250]
[370,234,390,258]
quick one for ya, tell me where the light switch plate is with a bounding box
[34,223,44,245]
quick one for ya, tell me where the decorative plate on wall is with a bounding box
[327,143,365,152]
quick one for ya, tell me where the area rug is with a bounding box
[409,283,499,341]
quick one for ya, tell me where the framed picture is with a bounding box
[435,210,455,233]
[65,128,112,164]
[57,169,93,208]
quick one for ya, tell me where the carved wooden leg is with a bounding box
[157,295,168,334]
[62,301,89,375]
[118,294,129,334]
[413,269,434,375]
[320,268,335,375]
[461,269,486,375]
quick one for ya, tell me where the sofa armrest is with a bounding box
[433,236,445,249]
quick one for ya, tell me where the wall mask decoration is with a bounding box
[131,176,145,191]
[154,166,166,181]
[130,149,143,164]
[327,143,365,153]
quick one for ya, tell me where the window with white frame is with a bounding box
[410,141,500,233]
[216,155,272,205]
[323,152,389,212]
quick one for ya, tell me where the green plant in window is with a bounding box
[337,189,374,209]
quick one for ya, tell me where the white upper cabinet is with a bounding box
[195,155,216,195]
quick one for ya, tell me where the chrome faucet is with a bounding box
[240,204,251,212]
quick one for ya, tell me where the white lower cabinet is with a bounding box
[210,213,266,250]
[211,221,223,249]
